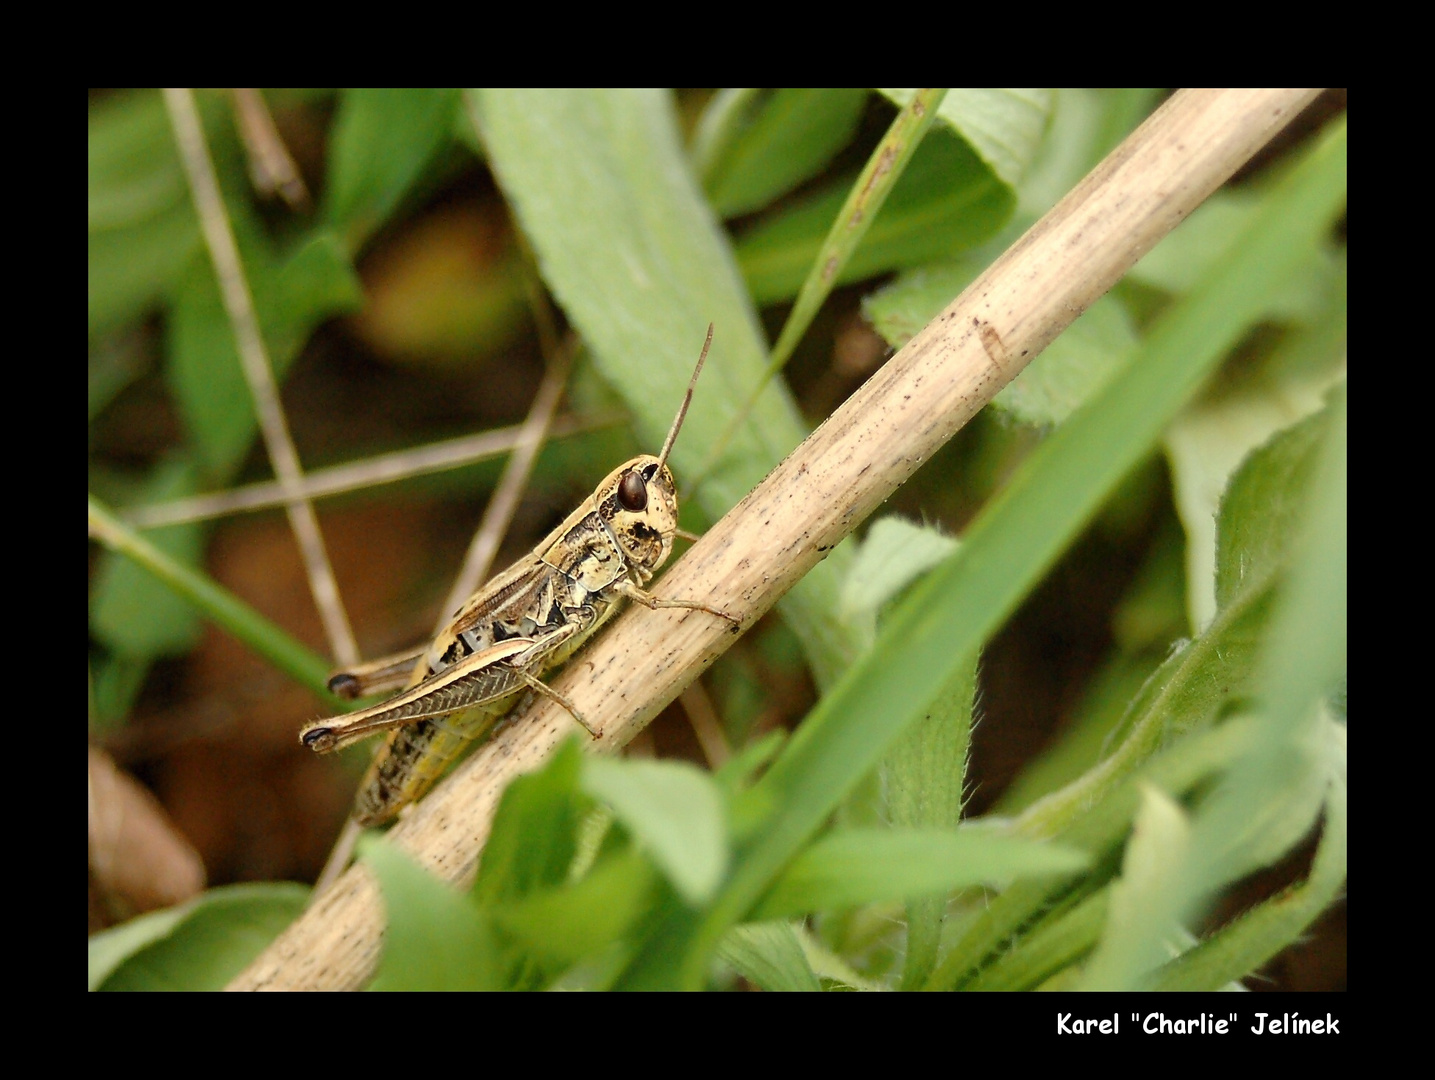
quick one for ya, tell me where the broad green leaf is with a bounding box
[1149,721,1346,991]
[755,89,946,395]
[733,87,1049,309]
[1011,576,1272,843]
[696,88,868,218]
[753,828,1087,920]
[89,202,199,339]
[867,269,1139,426]
[861,256,986,347]
[607,897,707,991]
[717,921,821,992]
[470,87,859,687]
[992,297,1139,426]
[1007,123,1346,845]
[718,731,787,844]
[472,737,585,908]
[1016,88,1163,219]
[1165,346,1344,629]
[91,94,359,680]
[1079,785,1192,990]
[861,87,1157,417]
[737,126,1014,305]
[266,230,366,359]
[88,89,199,336]
[88,89,186,231]
[713,729,787,795]
[951,583,1295,987]
[91,883,308,991]
[1187,705,1337,896]
[1183,386,1346,894]
[365,838,499,991]
[1215,404,1333,611]
[994,649,1166,816]
[583,757,728,906]
[166,229,361,481]
[791,923,886,991]
[995,521,1188,814]
[90,904,192,990]
[89,653,152,730]
[494,848,661,968]
[166,260,251,478]
[840,517,957,650]
[324,88,461,251]
[880,88,1053,190]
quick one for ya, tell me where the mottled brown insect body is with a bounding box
[300,328,735,827]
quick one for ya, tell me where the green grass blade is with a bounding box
[963,888,1109,992]
[683,116,1348,987]
[882,88,1053,190]
[696,88,868,219]
[926,716,1263,990]
[768,87,946,374]
[703,90,947,477]
[88,494,335,697]
[752,828,1087,920]
[324,88,461,252]
[717,921,822,992]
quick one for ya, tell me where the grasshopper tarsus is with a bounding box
[611,579,738,628]
[328,672,362,700]
[303,727,338,752]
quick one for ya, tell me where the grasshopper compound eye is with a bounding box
[617,470,648,512]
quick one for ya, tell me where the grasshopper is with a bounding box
[300,326,737,828]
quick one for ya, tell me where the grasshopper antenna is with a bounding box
[656,323,713,471]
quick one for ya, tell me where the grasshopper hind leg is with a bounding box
[325,646,429,700]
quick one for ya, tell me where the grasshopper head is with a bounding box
[597,454,679,580]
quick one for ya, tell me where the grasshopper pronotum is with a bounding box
[300,326,738,828]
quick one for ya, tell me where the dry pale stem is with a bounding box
[164,88,359,668]
[122,415,606,529]
[230,88,1321,990]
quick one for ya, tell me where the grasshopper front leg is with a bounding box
[611,578,740,627]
